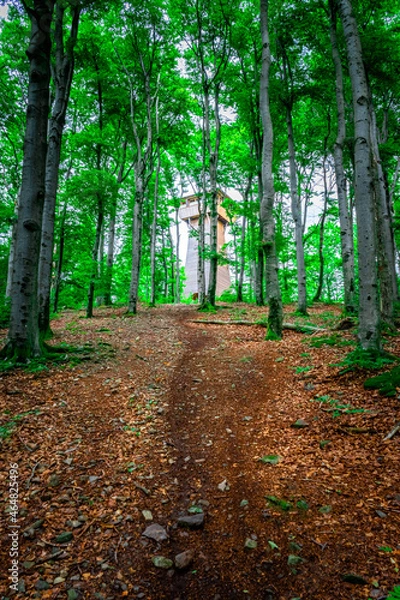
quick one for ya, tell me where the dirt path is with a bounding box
[0,305,399,600]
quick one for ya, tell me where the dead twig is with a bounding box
[383,422,400,441]
[34,549,68,564]
[133,481,151,496]
[26,461,41,489]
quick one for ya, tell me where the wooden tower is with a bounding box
[179,190,231,297]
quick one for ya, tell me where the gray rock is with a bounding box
[67,590,80,600]
[174,550,194,570]
[142,523,168,542]
[177,513,204,529]
[152,556,174,569]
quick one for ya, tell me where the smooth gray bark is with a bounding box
[285,105,307,314]
[259,0,283,338]
[338,0,381,350]
[3,1,55,360]
[38,3,80,335]
[328,0,355,313]
[370,105,397,324]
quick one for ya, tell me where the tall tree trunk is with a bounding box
[38,3,80,336]
[86,60,104,319]
[259,0,283,338]
[150,93,161,307]
[370,104,397,325]
[328,0,355,313]
[313,152,329,302]
[338,0,381,351]
[207,85,221,306]
[237,174,252,302]
[285,103,307,314]
[174,203,181,304]
[104,141,127,306]
[129,173,145,314]
[53,201,67,314]
[86,196,104,318]
[2,1,55,360]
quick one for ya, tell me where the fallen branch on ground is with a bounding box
[383,422,400,441]
[191,319,326,333]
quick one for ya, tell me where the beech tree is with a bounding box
[259,0,283,338]
[337,0,381,350]
[2,0,55,360]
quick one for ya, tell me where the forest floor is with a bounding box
[0,303,399,600]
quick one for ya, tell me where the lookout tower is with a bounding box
[179,190,231,297]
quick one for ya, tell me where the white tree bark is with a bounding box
[328,0,355,313]
[338,0,381,350]
[259,0,283,338]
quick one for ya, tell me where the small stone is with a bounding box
[217,479,230,492]
[23,561,35,569]
[67,590,80,600]
[177,513,204,529]
[71,520,83,529]
[244,538,257,550]
[375,510,387,518]
[291,419,309,429]
[174,549,194,570]
[142,510,153,521]
[152,556,174,569]
[240,500,249,507]
[142,523,168,542]
[18,579,26,593]
[54,577,66,584]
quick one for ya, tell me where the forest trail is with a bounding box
[0,305,399,600]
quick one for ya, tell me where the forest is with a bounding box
[0,0,400,599]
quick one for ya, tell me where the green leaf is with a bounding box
[259,454,281,465]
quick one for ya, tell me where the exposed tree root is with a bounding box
[191,319,326,333]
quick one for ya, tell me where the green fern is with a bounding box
[387,586,400,600]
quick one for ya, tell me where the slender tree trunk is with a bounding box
[104,141,127,306]
[259,0,282,338]
[370,104,396,325]
[129,172,145,314]
[338,0,381,350]
[237,174,251,302]
[86,61,103,319]
[285,103,307,314]
[150,95,161,307]
[328,0,355,313]
[197,168,206,305]
[313,153,329,302]
[38,3,80,336]
[87,195,104,318]
[2,1,55,360]
[53,201,67,314]
[207,86,221,306]
[174,204,181,304]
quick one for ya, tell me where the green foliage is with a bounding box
[387,587,400,600]
[340,348,397,372]
[265,495,292,511]
[364,366,400,397]
[0,409,40,440]
[308,333,354,348]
